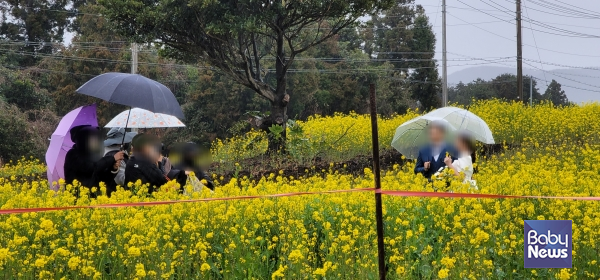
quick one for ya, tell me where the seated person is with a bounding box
[64,125,124,196]
[125,134,186,193]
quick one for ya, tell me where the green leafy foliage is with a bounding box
[543,79,569,106]
[408,9,440,110]
[0,102,37,161]
[0,67,51,110]
[268,124,285,140]
[99,0,395,148]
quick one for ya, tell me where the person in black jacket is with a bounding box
[101,127,137,197]
[64,125,124,197]
[125,134,186,194]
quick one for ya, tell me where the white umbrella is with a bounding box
[105,108,185,128]
[423,107,494,144]
[391,116,456,159]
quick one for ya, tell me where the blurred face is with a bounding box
[86,134,104,160]
[455,137,468,153]
[428,126,444,145]
[142,143,160,161]
[87,136,100,152]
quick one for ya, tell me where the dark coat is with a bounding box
[125,156,187,194]
[414,144,458,179]
[101,150,130,197]
[64,146,116,196]
[125,155,167,193]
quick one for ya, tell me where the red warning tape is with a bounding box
[377,189,600,201]
[0,188,376,215]
[1,188,599,215]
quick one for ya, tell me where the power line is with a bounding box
[523,58,600,71]
[533,70,600,80]
[456,0,600,38]
[446,12,600,58]
[524,62,600,90]
[523,0,548,87]
[549,0,600,15]
[448,52,600,94]
[481,0,514,16]
[502,0,600,19]
[4,6,101,16]
[526,0,600,19]
[524,62,600,93]
[1,45,516,65]
[1,52,517,75]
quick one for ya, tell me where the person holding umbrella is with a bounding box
[414,121,457,180]
[64,125,124,196]
[100,127,137,197]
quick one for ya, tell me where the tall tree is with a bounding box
[543,79,569,106]
[408,8,440,110]
[372,0,415,69]
[99,0,394,149]
[490,74,542,103]
[0,0,72,66]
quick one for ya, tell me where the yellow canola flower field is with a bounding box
[212,100,600,163]
[0,144,599,279]
[0,101,600,279]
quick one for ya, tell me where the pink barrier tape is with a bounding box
[377,189,600,200]
[2,188,599,215]
[0,188,376,215]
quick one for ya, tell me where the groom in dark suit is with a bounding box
[414,121,457,179]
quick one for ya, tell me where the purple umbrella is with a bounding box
[46,105,98,190]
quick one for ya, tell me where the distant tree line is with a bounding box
[448,73,570,106]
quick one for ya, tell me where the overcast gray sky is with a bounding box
[416,0,600,74]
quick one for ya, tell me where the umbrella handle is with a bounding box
[121,108,132,151]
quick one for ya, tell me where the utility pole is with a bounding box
[441,0,448,107]
[131,43,138,74]
[516,0,523,103]
[530,76,533,107]
[130,43,138,133]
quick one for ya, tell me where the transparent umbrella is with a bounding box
[391,116,456,159]
[423,107,494,145]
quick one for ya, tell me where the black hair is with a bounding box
[131,133,159,153]
[160,143,169,157]
[70,125,100,150]
[457,132,478,173]
[122,142,131,153]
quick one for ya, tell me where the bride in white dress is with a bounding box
[443,131,477,189]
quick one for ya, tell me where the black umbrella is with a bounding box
[76,72,184,119]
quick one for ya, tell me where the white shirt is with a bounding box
[432,145,444,162]
[452,154,474,182]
